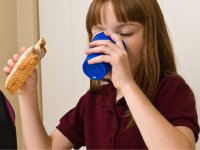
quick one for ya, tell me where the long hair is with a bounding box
[86,0,177,128]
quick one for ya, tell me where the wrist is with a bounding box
[18,88,38,101]
[120,79,138,96]
[18,91,39,112]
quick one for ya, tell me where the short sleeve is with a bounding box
[56,92,89,148]
[155,75,200,142]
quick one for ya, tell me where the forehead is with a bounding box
[96,1,126,25]
[100,2,118,24]
[88,0,145,28]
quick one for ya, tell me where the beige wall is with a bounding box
[0,0,22,147]
[0,0,41,148]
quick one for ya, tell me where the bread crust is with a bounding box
[5,38,46,95]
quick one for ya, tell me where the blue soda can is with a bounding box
[82,32,126,80]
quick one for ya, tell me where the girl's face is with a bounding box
[91,2,144,75]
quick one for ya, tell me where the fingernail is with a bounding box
[87,59,92,64]
[3,67,8,73]
[13,54,18,60]
[8,59,12,65]
[3,67,6,72]
[84,50,88,54]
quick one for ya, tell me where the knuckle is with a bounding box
[8,59,12,64]
[122,50,127,56]
[13,54,18,58]
[116,36,122,41]
[116,52,126,60]
[114,33,122,40]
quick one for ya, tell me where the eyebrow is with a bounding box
[117,23,141,28]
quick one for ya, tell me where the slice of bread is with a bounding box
[5,38,46,95]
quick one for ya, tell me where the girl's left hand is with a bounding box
[85,31,134,91]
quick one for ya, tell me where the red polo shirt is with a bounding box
[56,74,199,149]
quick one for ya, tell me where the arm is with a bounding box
[86,31,196,149]
[18,87,74,149]
[4,51,74,149]
[121,82,196,149]
[18,87,51,148]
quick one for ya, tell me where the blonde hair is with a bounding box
[86,0,177,128]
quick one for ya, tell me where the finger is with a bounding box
[7,59,15,68]
[89,39,114,48]
[21,46,27,53]
[13,54,20,63]
[85,45,114,55]
[4,66,11,74]
[89,40,121,55]
[88,55,111,64]
[105,31,125,50]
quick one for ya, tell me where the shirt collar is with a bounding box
[95,82,116,107]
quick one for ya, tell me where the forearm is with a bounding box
[121,82,193,149]
[18,90,51,149]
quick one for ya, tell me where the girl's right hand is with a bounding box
[3,47,38,96]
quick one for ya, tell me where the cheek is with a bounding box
[124,30,144,72]
[126,41,143,73]
[128,51,142,73]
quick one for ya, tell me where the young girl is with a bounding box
[4,0,199,149]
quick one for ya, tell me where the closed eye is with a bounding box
[120,33,133,37]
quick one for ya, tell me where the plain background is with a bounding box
[39,0,200,148]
